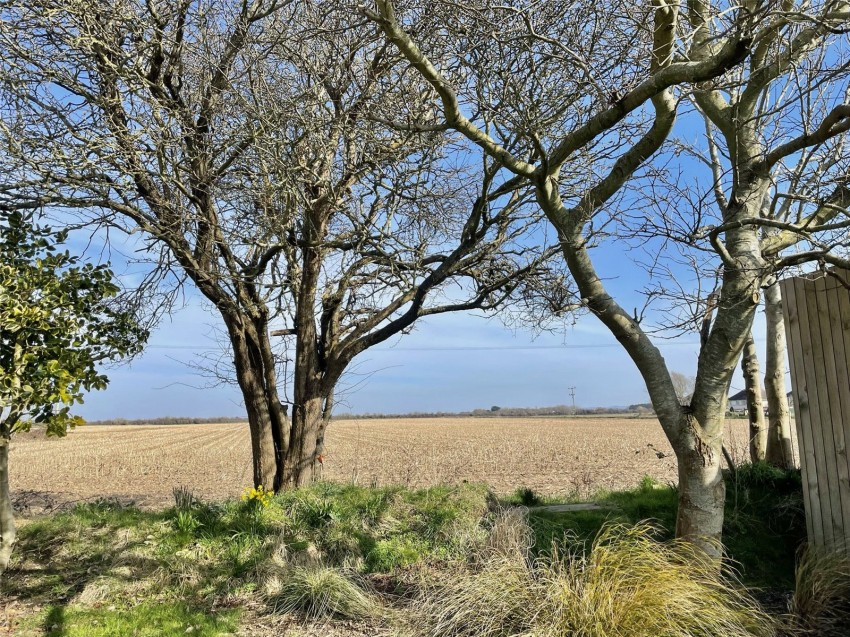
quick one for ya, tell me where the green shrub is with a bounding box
[514,487,542,507]
[723,463,805,587]
[729,462,802,494]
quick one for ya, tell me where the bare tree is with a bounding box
[670,371,695,405]
[667,7,850,469]
[0,0,555,488]
[367,0,850,555]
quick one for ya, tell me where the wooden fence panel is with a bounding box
[781,269,850,552]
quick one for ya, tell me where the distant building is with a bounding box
[728,389,768,413]
[728,390,748,412]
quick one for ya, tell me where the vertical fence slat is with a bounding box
[800,275,837,548]
[826,273,850,550]
[812,275,847,546]
[781,276,821,546]
[781,269,850,553]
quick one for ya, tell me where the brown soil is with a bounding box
[8,417,759,513]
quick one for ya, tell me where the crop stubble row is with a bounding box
[9,417,755,511]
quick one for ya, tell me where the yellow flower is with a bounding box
[241,484,273,507]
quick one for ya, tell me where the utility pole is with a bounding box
[568,386,576,415]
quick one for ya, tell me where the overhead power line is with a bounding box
[145,341,707,352]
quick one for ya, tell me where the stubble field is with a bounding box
[9,416,756,514]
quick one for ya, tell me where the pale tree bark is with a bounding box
[684,175,769,550]
[764,282,795,468]
[680,0,850,545]
[741,334,767,463]
[369,0,850,558]
[0,437,14,577]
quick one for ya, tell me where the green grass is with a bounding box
[523,476,678,555]
[2,472,807,634]
[270,482,489,572]
[20,603,238,637]
[2,483,490,634]
[524,466,805,588]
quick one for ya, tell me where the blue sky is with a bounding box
[59,107,777,421]
[77,279,767,420]
[61,191,773,420]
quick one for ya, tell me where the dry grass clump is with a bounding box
[483,506,534,560]
[410,517,776,637]
[264,564,382,621]
[790,545,850,633]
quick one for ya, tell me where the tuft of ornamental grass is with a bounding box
[411,517,776,637]
[790,544,850,633]
[483,506,533,561]
[264,564,382,621]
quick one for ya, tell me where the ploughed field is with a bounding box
[10,417,756,513]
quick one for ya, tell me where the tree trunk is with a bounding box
[742,334,767,463]
[281,200,333,488]
[680,174,768,555]
[674,417,725,557]
[764,282,795,468]
[0,437,16,577]
[223,314,288,490]
[283,392,326,487]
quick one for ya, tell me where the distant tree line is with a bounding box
[87,417,248,427]
[76,407,657,426]
[332,405,655,420]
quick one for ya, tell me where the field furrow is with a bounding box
[9,417,769,513]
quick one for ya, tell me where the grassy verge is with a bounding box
[3,483,489,635]
[1,469,814,635]
[22,602,239,637]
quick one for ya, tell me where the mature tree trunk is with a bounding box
[675,417,725,548]
[223,312,289,490]
[742,334,767,462]
[764,282,795,468]
[283,392,328,487]
[556,209,731,558]
[678,175,769,555]
[0,437,15,577]
[277,201,336,488]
